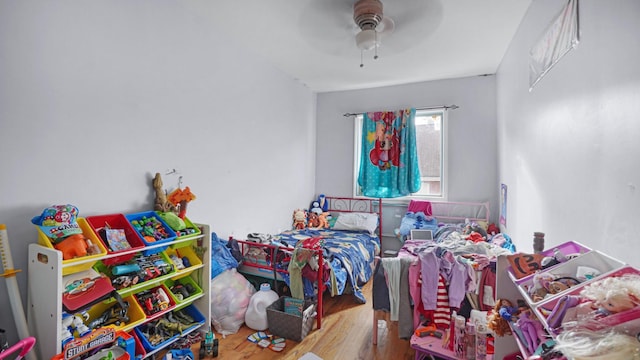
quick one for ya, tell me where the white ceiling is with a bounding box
[198,0,532,93]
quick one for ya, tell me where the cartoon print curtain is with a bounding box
[358,108,421,198]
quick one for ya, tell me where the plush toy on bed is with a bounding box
[309,201,323,216]
[317,212,330,229]
[292,209,307,230]
[307,212,321,228]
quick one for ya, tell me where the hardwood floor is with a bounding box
[197,280,415,360]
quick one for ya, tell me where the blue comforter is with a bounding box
[275,228,380,303]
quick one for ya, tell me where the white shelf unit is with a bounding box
[27,223,212,360]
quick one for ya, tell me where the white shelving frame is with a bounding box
[27,223,211,359]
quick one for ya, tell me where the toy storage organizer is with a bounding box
[236,239,325,330]
[27,222,212,360]
[494,240,638,359]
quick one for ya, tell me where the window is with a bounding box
[353,108,447,199]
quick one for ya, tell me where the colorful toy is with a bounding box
[317,194,328,212]
[110,253,173,290]
[199,328,218,358]
[167,186,197,219]
[136,287,170,316]
[54,234,89,260]
[546,274,640,331]
[309,201,323,216]
[317,212,330,229]
[514,309,546,354]
[487,299,517,336]
[31,204,98,260]
[87,298,130,330]
[292,209,306,230]
[61,313,91,346]
[130,216,171,242]
[414,324,443,338]
[307,212,321,228]
[579,274,640,316]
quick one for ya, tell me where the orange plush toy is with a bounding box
[307,212,321,228]
[54,234,89,260]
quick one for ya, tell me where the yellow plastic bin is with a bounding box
[37,217,108,275]
[165,246,202,280]
[85,294,146,333]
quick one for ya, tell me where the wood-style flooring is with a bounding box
[194,280,415,360]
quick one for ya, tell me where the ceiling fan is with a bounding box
[353,0,395,61]
[298,0,443,67]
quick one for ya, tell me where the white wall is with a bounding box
[0,1,316,346]
[496,0,640,265]
[316,75,500,225]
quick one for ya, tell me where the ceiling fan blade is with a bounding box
[377,16,395,35]
[297,0,359,56]
[379,0,444,53]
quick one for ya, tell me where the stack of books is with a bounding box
[284,297,305,317]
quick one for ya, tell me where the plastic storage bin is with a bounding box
[133,284,176,321]
[172,216,202,242]
[535,265,640,335]
[517,250,625,306]
[86,213,146,265]
[507,241,591,285]
[84,294,146,333]
[165,276,203,310]
[267,297,316,342]
[125,211,177,255]
[36,217,108,275]
[134,304,205,352]
[165,245,202,280]
[93,250,175,298]
[130,330,147,359]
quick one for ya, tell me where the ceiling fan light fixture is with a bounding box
[356,29,378,51]
[353,0,392,67]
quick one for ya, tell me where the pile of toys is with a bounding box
[109,253,174,290]
[136,309,200,348]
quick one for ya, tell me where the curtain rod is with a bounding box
[342,104,459,117]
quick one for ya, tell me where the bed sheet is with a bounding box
[275,228,380,303]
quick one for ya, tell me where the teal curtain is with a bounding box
[358,108,421,198]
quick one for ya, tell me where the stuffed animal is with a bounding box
[317,212,330,229]
[292,209,307,230]
[307,212,321,228]
[153,173,176,213]
[318,194,328,212]
[309,201,323,216]
[487,299,517,336]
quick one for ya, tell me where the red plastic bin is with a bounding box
[86,213,146,265]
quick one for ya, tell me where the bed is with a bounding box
[372,200,516,345]
[236,196,383,329]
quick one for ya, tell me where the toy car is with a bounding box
[198,329,218,358]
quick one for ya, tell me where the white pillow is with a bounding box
[332,212,379,235]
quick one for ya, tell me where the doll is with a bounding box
[515,309,547,354]
[579,274,640,316]
[554,329,640,360]
[546,274,640,331]
[487,299,518,336]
